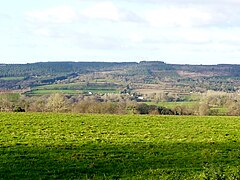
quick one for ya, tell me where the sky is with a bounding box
[1,0,240,65]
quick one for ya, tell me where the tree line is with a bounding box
[1,91,240,116]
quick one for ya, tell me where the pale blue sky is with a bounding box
[1,0,240,64]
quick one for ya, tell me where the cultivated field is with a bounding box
[1,113,240,179]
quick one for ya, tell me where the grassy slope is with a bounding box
[1,113,240,179]
[0,77,24,81]
[26,89,118,95]
[25,89,83,95]
[28,83,119,95]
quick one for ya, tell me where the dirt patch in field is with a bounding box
[177,71,216,78]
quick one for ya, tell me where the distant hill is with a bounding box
[1,61,240,77]
[0,61,240,92]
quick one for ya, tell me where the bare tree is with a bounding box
[46,93,67,112]
[198,102,210,116]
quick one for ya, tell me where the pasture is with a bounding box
[25,89,82,95]
[0,77,25,81]
[26,82,119,95]
[1,113,240,179]
[146,101,198,108]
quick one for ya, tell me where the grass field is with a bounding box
[146,101,198,108]
[25,89,82,95]
[25,89,118,95]
[1,113,240,179]
[82,89,119,94]
[28,83,119,95]
[0,77,25,81]
[33,83,85,90]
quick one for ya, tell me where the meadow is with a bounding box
[26,83,119,95]
[0,77,25,81]
[146,101,198,109]
[25,89,82,95]
[1,113,240,179]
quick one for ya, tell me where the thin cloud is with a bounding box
[145,7,212,28]
[25,6,78,24]
[81,1,144,23]
[0,13,12,20]
[81,2,121,21]
[124,0,240,5]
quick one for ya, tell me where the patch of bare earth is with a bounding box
[177,71,216,78]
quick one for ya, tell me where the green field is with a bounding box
[147,101,198,108]
[25,89,118,95]
[160,101,198,108]
[92,78,116,83]
[0,76,25,81]
[28,83,119,95]
[25,89,82,95]
[1,113,240,179]
[82,89,119,94]
[33,83,85,90]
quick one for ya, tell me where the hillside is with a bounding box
[0,61,240,94]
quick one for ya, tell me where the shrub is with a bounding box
[13,107,25,112]
[136,103,149,114]
[157,106,174,115]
